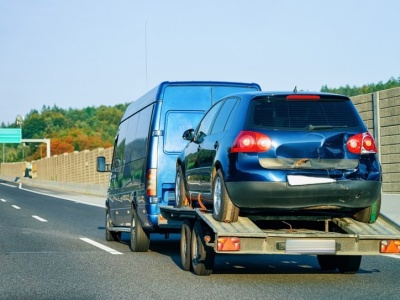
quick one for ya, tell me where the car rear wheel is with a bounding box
[175,165,189,208]
[212,169,239,223]
[353,195,381,223]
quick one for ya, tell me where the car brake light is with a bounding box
[346,132,377,154]
[146,168,157,196]
[231,131,272,153]
[286,95,320,101]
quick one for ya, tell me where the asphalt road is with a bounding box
[1,180,400,300]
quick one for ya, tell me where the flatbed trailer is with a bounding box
[159,206,400,276]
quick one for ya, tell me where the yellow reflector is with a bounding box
[380,240,400,253]
[217,237,240,251]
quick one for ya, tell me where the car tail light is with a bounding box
[286,95,320,101]
[146,168,157,196]
[346,132,377,154]
[231,131,272,153]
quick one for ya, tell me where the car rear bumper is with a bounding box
[225,180,381,210]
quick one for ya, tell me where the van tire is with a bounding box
[176,165,189,208]
[353,195,381,223]
[212,170,239,223]
[130,208,150,252]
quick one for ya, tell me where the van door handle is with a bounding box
[214,141,219,149]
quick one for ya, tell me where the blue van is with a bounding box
[96,81,261,251]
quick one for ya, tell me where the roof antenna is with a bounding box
[293,86,297,93]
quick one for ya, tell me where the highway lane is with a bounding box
[1,181,400,300]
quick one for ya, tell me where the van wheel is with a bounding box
[191,221,215,276]
[353,195,381,223]
[130,208,150,252]
[175,165,189,208]
[212,170,239,223]
[105,210,121,242]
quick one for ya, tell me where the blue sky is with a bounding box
[1,0,399,125]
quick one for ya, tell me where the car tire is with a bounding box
[130,207,150,252]
[175,165,189,208]
[212,169,239,223]
[353,195,381,223]
[191,221,215,276]
[105,210,121,242]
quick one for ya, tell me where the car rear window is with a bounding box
[247,96,363,130]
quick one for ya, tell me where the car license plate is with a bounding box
[287,175,336,186]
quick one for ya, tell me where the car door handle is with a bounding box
[214,141,219,149]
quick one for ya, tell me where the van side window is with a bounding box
[113,121,128,169]
[164,111,204,153]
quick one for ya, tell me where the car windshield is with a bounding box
[246,97,363,130]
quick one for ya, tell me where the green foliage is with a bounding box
[2,103,128,162]
[321,76,400,96]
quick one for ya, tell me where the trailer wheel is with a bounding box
[175,165,189,208]
[353,195,381,223]
[105,210,121,242]
[180,221,192,271]
[191,221,215,276]
[337,255,362,274]
[212,170,239,223]
[317,255,338,270]
[130,208,150,252]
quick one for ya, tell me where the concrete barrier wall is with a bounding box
[1,87,400,195]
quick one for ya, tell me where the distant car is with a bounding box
[175,91,382,223]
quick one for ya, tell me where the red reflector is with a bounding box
[217,237,241,251]
[286,95,320,101]
[380,240,400,253]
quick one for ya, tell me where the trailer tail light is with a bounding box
[217,237,240,251]
[347,132,377,154]
[380,240,400,253]
[231,131,272,153]
[146,168,157,197]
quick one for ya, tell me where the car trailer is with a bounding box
[159,206,400,276]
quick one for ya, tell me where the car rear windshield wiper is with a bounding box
[306,124,348,131]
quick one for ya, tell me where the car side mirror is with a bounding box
[182,129,195,141]
[97,156,111,172]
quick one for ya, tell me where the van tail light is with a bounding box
[146,168,157,197]
[346,132,377,154]
[230,131,272,153]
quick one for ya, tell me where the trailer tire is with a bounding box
[175,165,189,208]
[130,208,150,252]
[180,221,192,271]
[191,221,215,276]
[317,255,338,271]
[105,210,121,242]
[337,255,362,274]
[353,195,381,223]
[212,170,239,223]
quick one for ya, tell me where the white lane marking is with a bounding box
[0,183,17,188]
[18,184,104,208]
[32,215,48,222]
[80,238,123,255]
[12,205,21,209]
[1,199,6,202]
[384,254,400,260]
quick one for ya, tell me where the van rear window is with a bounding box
[248,97,363,129]
[164,111,204,153]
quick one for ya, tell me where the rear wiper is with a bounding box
[306,124,348,131]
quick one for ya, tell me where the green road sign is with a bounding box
[0,128,22,143]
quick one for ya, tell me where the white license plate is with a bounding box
[287,175,336,186]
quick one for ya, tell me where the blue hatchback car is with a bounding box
[175,91,382,223]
